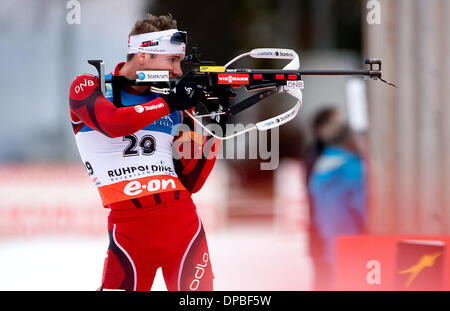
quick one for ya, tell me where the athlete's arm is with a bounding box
[173,116,222,193]
[69,73,171,138]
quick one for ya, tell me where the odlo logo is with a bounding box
[189,253,209,290]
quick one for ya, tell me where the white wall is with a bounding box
[0,0,150,161]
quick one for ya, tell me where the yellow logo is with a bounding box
[199,66,225,73]
[398,251,442,288]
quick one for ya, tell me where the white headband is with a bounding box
[127,29,186,55]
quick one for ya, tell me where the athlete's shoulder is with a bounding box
[70,73,100,101]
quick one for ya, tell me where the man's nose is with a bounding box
[173,63,183,77]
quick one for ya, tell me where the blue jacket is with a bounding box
[308,146,366,263]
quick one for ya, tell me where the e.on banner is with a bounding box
[97,175,186,205]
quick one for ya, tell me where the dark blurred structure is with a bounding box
[147,0,363,222]
[148,0,361,60]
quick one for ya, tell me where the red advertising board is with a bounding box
[336,235,450,290]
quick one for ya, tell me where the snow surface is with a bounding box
[0,224,312,291]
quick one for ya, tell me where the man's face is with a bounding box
[139,53,184,79]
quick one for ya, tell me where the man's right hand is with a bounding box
[164,81,204,112]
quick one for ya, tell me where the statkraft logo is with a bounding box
[217,74,249,85]
[145,102,165,111]
[134,105,144,113]
[275,51,294,57]
[137,72,146,80]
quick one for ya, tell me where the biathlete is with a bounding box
[69,13,221,291]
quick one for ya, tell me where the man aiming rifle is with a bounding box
[69,10,395,291]
[69,13,219,291]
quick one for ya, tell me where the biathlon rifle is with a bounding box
[88,47,397,140]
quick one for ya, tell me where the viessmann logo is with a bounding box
[217,74,249,85]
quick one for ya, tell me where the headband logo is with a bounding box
[128,29,186,55]
[140,40,159,47]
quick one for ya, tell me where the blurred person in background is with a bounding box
[304,106,367,290]
[303,107,342,183]
[69,13,221,291]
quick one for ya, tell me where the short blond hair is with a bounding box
[129,13,177,36]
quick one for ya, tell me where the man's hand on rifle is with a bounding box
[164,81,204,112]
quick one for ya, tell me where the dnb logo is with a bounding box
[74,78,95,94]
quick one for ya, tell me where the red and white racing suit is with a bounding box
[69,63,220,291]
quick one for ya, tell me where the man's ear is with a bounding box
[136,52,148,65]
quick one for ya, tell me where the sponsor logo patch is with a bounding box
[136,71,170,82]
[134,105,144,113]
[98,175,187,205]
[145,102,165,111]
[74,78,95,94]
[200,66,225,73]
[286,80,304,90]
[217,74,249,85]
[140,40,159,47]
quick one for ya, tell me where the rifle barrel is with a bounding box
[231,69,379,76]
[103,69,381,85]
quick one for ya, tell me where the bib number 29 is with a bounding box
[123,134,156,157]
